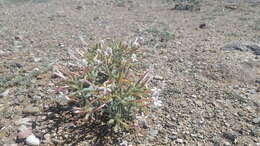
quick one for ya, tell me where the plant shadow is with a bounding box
[37,102,122,146]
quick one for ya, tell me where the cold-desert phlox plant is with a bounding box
[54,41,160,132]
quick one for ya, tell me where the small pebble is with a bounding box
[223,141,231,146]
[14,63,22,68]
[139,120,149,129]
[150,129,158,137]
[33,57,41,62]
[257,86,260,92]
[176,139,183,143]
[169,135,177,140]
[252,128,260,137]
[253,117,260,124]
[198,135,204,139]
[33,68,39,72]
[18,125,28,132]
[154,75,164,80]
[191,95,197,98]
[0,89,9,98]
[44,134,51,141]
[256,79,260,84]
[58,43,64,48]
[23,106,40,115]
[14,35,23,40]
[199,23,206,29]
[32,95,41,100]
[15,118,32,126]
[76,5,84,10]
[0,50,5,55]
[119,140,128,146]
[26,134,40,146]
[248,89,256,94]
[223,131,238,142]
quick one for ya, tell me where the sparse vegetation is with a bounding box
[136,27,175,48]
[54,42,153,133]
[146,27,175,42]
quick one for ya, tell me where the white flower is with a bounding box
[81,59,88,66]
[151,88,163,107]
[97,86,112,95]
[93,55,102,64]
[152,96,163,107]
[136,112,148,119]
[57,92,70,101]
[151,88,161,97]
[119,140,128,146]
[104,47,112,56]
[133,37,140,48]
[96,49,102,54]
[131,54,137,62]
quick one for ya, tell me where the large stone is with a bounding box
[223,131,239,142]
[203,61,259,83]
[222,41,260,55]
[172,2,200,11]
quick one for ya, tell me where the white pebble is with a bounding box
[176,138,183,143]
[26,134,40,146]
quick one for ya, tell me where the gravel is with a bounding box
[0,0,259,145]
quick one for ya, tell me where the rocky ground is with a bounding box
[0,0,260,145]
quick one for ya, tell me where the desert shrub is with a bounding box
[54,41,153,133]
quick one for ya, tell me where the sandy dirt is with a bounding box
[0,0,260,145]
